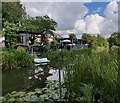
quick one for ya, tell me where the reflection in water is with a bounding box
[47,69,64,82]
[2,63,64,96]
[23,64,50,91]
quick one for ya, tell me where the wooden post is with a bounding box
[31,46,33,56]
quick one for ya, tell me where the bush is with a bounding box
[2,47,33,70]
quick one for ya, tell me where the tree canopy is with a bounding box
[2,2,26,25]
[108,32,120,47]
[81,33,109,48]
[69,33,77,40]
[2,2,57,49]
[2,2,26,48]
[20,15,57,34]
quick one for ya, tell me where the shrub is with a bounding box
[2,47,33,70]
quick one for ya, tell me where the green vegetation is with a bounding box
[64,48,119,102]
[69,33,77,43]
[1,48,120,102]
[2,2,57,49]
[2,2,26,25]
[41,48,120,102]
[1,2,120,102]
[108,32,120,47]
[2,47,33,70]
[0,81,66,102]
[22,15,57,33]
[3,21,20,49]
[82,33,109,49]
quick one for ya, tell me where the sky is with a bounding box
[20,0,120,38]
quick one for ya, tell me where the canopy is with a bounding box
[68,43,76,46]
[34,58,50,63]
[61,40,71,43]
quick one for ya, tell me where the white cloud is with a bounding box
[74,19,86,33]
[73,1,118,38]
[22,2,89,30]
[85,14,104,34]
[101,1,118,37]
[104,1,118,23]
[100,19,118,37]
[74,14,104,36]
[21,1,119,38]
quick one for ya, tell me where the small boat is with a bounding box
[34,58,50,63]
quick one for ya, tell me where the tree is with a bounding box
[69,33,77,39]
[35,15,57,34]
[2,2,26,25]
[20,15,57,35]
[81,33,94,47]
[2,2,57,48]
[108,32,120,47]
[81,33,109,49]
[69,34,77,39]
[2,2,26,48]
[3,21,19,49]
[82,33,93,43]
[97,35,109,47]
[69,33,77,43]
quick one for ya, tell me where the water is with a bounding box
[2,64,64,96]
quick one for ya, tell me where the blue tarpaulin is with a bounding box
[34,58,50,63]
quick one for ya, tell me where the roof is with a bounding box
[18,31,43,35]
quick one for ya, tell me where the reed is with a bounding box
[40,47,119,102]
[64,48,119,102]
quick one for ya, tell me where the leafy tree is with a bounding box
[81,34,109,49]
[20,15,57,35]
[2,2,26,25]
[97,35,109,47]
[2,1,26,49]
[2,2,57,48]
[69,33,77,43]
[69,33,77,40]
[3,21,19,49]
[82,33,93,43]
[91,36,98,48]
[108,32,120,47]
[81,33,94,48]
[35,15,57,34]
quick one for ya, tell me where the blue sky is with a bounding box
[84,2,109,17]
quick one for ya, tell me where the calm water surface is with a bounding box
[2,64,64,96]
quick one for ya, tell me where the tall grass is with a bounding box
[64,48,119,102]
[41,48,119,102]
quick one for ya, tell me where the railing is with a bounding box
[16,44,44,55]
